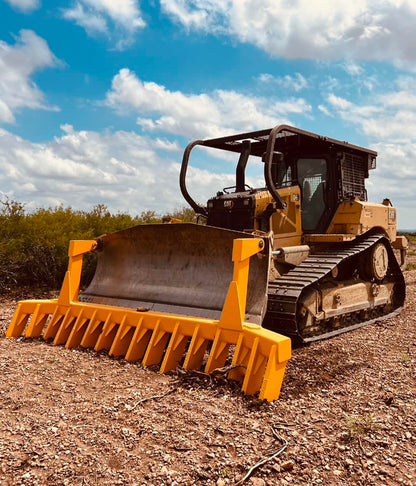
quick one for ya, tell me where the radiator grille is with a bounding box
[340,153,367,201]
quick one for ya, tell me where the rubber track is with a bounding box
[263,234,406,342]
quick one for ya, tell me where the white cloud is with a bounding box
[105,68,311,138]
[319,78,416,226]
[257,73,308,92]
[63,4,108,34]
[4,0,40,12]
[327,94,353,111]
[318,105,332,117]
[343,61,364,76]
[324,83,416,142]
[379,91,416,109]
[0,125,233,214]
[366,140,416,225]
[62,0,145,49]
[396,76,416,91]
[160,0,228,31]
[0,30,59,123]
[160,0,416,64]
[83,0,145,29]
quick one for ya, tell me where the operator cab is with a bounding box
[179,125,377,234]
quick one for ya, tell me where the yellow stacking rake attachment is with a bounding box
[7,236,291,401]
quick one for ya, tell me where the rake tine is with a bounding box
[65,311,92,349]
[159,322,189,373]
[6,304,30,337]
[204,329,230,374]
[109,317,135,357]
[125,318,152,362]
[54,308,81,345]
[259,344,289,402]
[43,308,67,340]
[142,321,171,367]
[241,338,268,396]
[94,313,118,351]
[183,325,209,371]
[25,304,48,338]
[228,333,249,382]
[80,314,104,348]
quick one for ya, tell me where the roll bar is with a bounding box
[179,125,289,214]
[179,139,207,216]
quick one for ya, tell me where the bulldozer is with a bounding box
[6,124,407,401]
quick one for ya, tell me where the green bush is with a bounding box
[0,198,195,293]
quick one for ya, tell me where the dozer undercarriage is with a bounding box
[265,233,405,342]
[6,124,407,401]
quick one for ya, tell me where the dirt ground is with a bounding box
[0,245,415,486]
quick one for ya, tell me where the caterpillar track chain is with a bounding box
[264,234,406,343]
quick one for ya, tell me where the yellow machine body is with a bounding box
[253,187,404,250]
[253,187,303,248]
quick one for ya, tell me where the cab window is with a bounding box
[274,159,293,188]
[297,158,327,230]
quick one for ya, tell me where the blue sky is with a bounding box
[1,0,416,228]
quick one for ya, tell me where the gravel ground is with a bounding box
[0,258,415,485]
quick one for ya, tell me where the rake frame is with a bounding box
[7,238,291,401]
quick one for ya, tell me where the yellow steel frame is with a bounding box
[7,238,291,401]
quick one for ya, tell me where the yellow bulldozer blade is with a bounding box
[6,225,291,401]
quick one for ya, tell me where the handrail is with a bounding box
[179,139,207,216]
